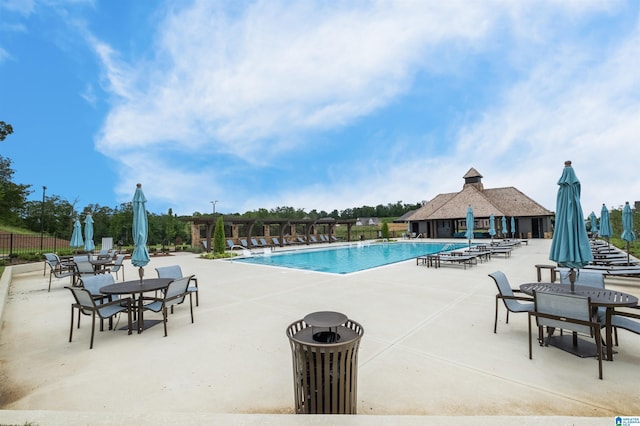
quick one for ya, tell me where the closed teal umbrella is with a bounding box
[510,217,516,239]
[549,161,593,291]
[131,183,150,281]
[488,214,496,242]
[589,211,598,234]
[621,201,636,265]
[599,204,612,245]
[501,216,507,238]
[70,218,84,250]
[83,214,95,252]
[465,205,474,247]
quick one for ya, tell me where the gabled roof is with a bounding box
[406,169,553,221]
[394,210,417,222]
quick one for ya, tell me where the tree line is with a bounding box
[1,121,423,246]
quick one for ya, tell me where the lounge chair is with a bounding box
[44,253,74,292]
[240,239,249,248]
[226,239,235,250]
[155,265,199,307]
[79,273,116,304]
[141,276,194,337]
[66,286,132,349]
[437,253,477,269]
[96,248,110,259]
[109,254,126,282]
[259,238,268,246]
[73,260,102,286]
[556,268,606,322]
[309,235,319,243]
[488,271,534,333]
[529,291,603,379]
[271,237,281,246]
[611,306,640,347]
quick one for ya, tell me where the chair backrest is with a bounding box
[272,237,280,245]
[260,238,268,245]
[488,271,513,297]
[156,265,183,280]
[227,239,234,248]
[67,286,96,308]
[112,254,126,267]
[75,260,95,274]
[251,238,258,246]
[558,269,605,289]
[81,274,115,296]
[240,239,248,247]
[44,253,58,265]
[73,255,89,263]
[165,276,191,304]
[534,291,593,335]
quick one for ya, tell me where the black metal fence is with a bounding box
[0,234,70,260]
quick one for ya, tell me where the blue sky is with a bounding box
[1,1,639,217]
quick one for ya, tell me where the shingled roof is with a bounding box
[406,168,553,221]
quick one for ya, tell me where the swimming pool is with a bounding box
[232,241,468,274]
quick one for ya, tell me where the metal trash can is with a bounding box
[286,311,364,414]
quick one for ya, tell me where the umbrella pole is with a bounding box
[138,266,144,283]
[569,268,576,293]
[627,241,630,265]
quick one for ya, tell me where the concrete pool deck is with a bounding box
[1,239,639,425]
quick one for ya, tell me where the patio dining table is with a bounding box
[100,278,172,333]
[89,258,114,272]
[520,282,638,361]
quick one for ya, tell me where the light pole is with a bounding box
[211,200,218,215]
[40,186,47,250]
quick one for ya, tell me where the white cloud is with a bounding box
[86,0,634,215]
[449,16,640,215]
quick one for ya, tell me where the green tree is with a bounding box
[108,202,133,246]
[0,121,13,141]
[213,216,226,254]
[0,156,32,226]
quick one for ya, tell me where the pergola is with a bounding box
[186,216,357,252]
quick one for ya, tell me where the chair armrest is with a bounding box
[612,306,640,320]
[498,294,534,302]
[100,296,131,308]
[164,292,190,304]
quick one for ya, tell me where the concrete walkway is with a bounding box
[1,239,639,425]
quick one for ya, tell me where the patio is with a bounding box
[1,239,639,425]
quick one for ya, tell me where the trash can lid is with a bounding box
[304,311,347,328]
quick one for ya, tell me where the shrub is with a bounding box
[381,222,390,239]
[213,216,226,254]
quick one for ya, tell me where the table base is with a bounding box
[120,319,163,332]
[548,335,600,358]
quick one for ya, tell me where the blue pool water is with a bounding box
[232,241,468,274]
